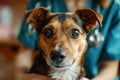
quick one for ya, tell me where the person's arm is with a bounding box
[93,1,120,80]
[92,60,119,80]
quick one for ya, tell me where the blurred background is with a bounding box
[0,0,120,80]
[0,0,28,80]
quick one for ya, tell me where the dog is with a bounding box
[25,7,102,80]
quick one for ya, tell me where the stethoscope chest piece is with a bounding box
[87,29,104,46]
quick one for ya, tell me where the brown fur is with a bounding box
[76,8,102,32]
[25,7,102,80]
[39,17,87,65]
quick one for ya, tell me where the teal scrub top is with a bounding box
[18,0,120,79]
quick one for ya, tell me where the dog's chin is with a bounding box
[49,64,71,70]
[55,65,71,69]
[47,59,76,70]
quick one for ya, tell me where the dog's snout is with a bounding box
[50,50,66,64]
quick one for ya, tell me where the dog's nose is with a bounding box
[50,50,66,64]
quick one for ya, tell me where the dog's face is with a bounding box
[26,8,102,69]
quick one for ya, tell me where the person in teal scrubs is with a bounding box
[18,0,120,80]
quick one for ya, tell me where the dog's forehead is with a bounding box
[47,13,83,27]
[39,13,84,33]
[57,13,73,23]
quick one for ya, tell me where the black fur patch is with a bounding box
[37,13,85,33]
[57,13,85,33]
[29,49,50,75]
[58,13,72,23]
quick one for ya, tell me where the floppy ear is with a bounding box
[76,8,103,33]
[25,7,50,30]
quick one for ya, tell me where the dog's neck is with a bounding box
[29,50,50,75]
[49,62,84,80]
[29,48,85,80]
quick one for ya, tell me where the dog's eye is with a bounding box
[69,29,80,39]
[44,28,53,38]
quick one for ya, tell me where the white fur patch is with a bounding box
[49,64,81,80]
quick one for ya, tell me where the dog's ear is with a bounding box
[25,10,32,19]
[25,7,50,29]
[76,8,103,33]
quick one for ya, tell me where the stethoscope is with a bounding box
[87,3,104,46]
